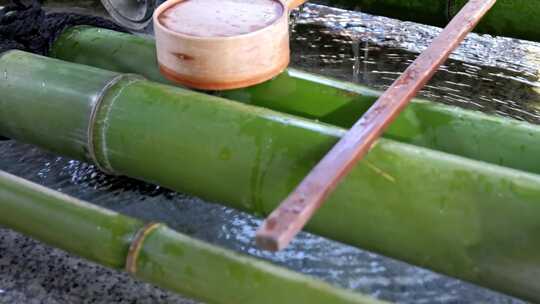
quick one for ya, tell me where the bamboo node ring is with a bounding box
[88,74,144,174]
[125,222,164,275]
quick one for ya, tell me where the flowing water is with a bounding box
[1,1,538,303]
[291,4,540,123]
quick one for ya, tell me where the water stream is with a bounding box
[291,4,540,123]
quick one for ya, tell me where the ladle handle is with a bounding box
[255,0,497,252]
[285,0,308,10]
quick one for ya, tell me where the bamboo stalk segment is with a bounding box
[0,50,121,161]
[1,51,540,301]
[51,26,540,175]
[0,170,382,304]
[135,224,380,304]
[0,170,143,268]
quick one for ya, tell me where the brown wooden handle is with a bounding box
[285,0,308,10]
[256,0,497,252]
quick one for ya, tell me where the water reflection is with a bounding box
[291,4,540,123]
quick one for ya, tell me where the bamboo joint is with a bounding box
[125,222,164,275]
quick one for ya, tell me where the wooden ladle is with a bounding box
[153,0,307,90]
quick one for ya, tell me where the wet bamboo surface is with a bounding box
[0,51,539,302]
[52,26,540,176]
[255,0,498,251]
[0,170,381,304]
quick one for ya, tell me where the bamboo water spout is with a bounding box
[1,51,540,301]
[51,26,540,176]
[0,170,380,304]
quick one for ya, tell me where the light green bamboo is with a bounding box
[0,171,143,269]
[0,170,382,304]
[1,50,540,301]
[51,26,540,176]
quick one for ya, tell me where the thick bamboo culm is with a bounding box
[0,170,381,304]
[313,0,540,42]
[51,26,540,176]
[1,51,540,301]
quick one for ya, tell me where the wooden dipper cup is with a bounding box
[154,0,307,90]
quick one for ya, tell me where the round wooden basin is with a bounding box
[153,0,306,90]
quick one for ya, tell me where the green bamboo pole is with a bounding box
[51,26,540,175]
[0,47,122,161]
[0,170,382,304]
[312,0,540,42]
[0,171,143,269]
[1,50,540,301]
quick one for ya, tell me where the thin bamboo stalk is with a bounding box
[50,26,540,176]
[0,171,142,269]
[0,170,381,304]
[313,0,540,42]
[1,51,540,301]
